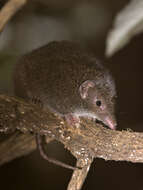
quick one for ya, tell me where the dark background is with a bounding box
[1,0,143,189]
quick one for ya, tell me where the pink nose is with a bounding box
[105,117,117,130]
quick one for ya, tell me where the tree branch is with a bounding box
[0,132,53,166]
[0,0,27,33]
[0,132,35,165]
[0,94,143,189]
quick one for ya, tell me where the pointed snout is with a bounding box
[104,116,117,130]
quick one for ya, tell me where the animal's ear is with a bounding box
[79,80,95,99]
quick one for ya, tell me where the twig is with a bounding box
[0,0,27,33]
[67,157,93,190]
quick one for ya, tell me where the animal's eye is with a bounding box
[96,100,101,107]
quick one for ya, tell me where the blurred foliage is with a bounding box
[0,52,17,94]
